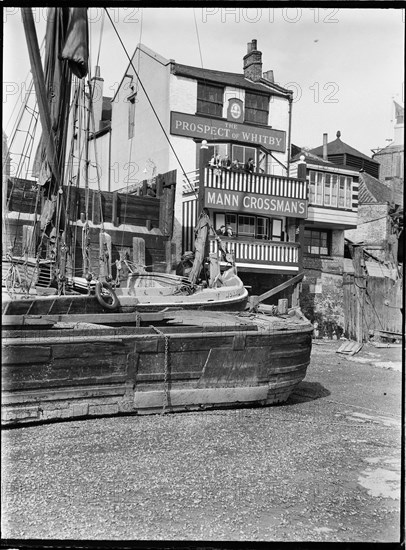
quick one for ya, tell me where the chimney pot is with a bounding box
[323,133,328,160]
[263,70,274,83]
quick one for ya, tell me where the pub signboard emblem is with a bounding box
[227,98,244,123]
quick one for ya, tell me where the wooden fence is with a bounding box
[343,247,403,340]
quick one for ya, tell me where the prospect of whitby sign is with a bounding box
[204,189,307,218]
[170,111,286,152]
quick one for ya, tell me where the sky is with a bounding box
[3,6,405,157]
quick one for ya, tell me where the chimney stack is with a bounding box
[262,70,274,83]
[323,133,328,160]
[243,39,262,82]
[91,65,104,132]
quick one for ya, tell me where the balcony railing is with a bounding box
[204,167,307,200]
[182,167,308,200]
[209,237,299,269]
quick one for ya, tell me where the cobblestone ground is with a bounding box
[1,341,402,543]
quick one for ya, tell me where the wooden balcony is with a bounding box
[182,167,307,200]
[204,167,307,200]
[209,237,300,273]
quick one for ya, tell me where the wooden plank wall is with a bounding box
[343,272,402,340]
[5,172,177,277]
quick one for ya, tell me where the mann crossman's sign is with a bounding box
[204,189,307,218]
[170,111,286,152]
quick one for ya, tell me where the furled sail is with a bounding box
[61,8,89,79]
[33,7,89,187]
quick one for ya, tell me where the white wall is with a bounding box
[110,46,171,192]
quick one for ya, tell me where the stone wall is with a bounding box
[300,255,344,339]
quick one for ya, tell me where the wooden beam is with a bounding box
[2,310,177,327]
[250,272,305,309]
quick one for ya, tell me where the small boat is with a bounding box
[2,307,313,425]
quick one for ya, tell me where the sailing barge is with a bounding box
[2,8,313,426]
[2,308,312,425]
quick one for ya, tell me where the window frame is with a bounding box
[244,92,269,125]
[197,82,224,118]
[304,228,331,256]
[308,170,352,210]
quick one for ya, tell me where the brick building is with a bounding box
[290,140,359,337]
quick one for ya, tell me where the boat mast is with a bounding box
[21,8,60,185]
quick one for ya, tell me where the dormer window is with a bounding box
[197,82,224,117]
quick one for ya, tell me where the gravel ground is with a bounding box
[1,341,402,543]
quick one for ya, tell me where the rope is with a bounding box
[150,326,170,415]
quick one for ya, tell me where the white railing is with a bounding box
[209,238,299,266]
[182,170,199,194]
[205,167,307,200]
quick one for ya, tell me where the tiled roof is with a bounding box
[291,150,351,171]
[359,171,403,205]
[171,63,291,97]
[310,137,377,163]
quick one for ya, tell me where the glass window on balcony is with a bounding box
[244,92,269,125]
[331,174,338,206]
[304,229,330,256]
[309,170,324,204]
[238,215,256,237]
[324,174,331,205]
[232,145,256,169]
[338,176,346,207]
[225,213,237,235]
[256,217,269,239]
[345,177,352,208]
[197,83,224,117]
[271,219,283,241]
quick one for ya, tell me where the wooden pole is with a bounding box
[353,246,366,343]
[21,8,60,184]
[250,272,305,310]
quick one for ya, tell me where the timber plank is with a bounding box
[2,346,51,365]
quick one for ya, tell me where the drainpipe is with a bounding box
[286,94,293,177]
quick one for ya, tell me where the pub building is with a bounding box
[93,40,311,297]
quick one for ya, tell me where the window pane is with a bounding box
[244,92,269,125]
[331,174,338,206]
[338,175,346,207]
[345,178,352,208]
[238,215,255,236]
[256,217,268,239]
[272,219,282,241]
[324,174,331,206]
[197,83,223,117]
[225,214,237,234]
[315,172,323,205]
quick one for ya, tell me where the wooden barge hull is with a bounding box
[2,312,313,426]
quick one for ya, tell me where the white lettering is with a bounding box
[207,192,216,205]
